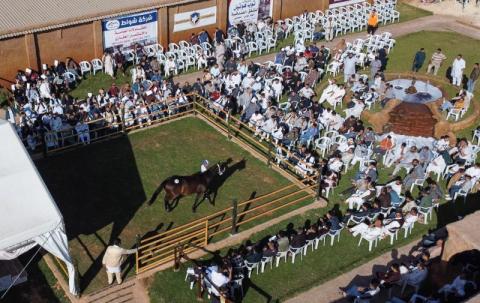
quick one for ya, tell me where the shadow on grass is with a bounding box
[1,252,67,303]
[35,134,146,292]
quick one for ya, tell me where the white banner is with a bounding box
[329,0,365,8]
[102,10,158,50]
[228,0,273,26]
[173,6,217,32]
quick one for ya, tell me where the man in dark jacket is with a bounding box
[412,48,426,72]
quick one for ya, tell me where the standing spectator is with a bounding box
[467,63,479,93]
[367,9,379,35]
[214,27,225,43]
[451,54,466,87]
[102,238,137,285]
[378,46,388,71]
[411,48,426,72]
[324,17,335,42]
[370,56,382,79]
[102,51,115,79]
[313,21,324,41]
[427,48,447,76]
[343,53,357,83]
[114,47,125,76]
[216,42,226,71]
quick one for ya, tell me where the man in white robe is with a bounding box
[451,54,466,87]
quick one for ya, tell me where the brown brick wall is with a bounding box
[280,0,328,19]
[0,36,29,87]
[36,23,97,67]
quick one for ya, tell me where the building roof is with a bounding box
[0,0,197,39]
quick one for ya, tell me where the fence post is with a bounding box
[230,199,238,235]
[173,245,180,272]
[267,142,273,167]
[135,234,140,274]
[204,220,209,246]
[226,109,232,140]
[196,271,204,300]
[316,166,323,202]
[193,94,197,116]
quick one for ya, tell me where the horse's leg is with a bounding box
[204,189,215,206]
[192,192,202,213]
[172,196,181,210]
[164,192,173,212]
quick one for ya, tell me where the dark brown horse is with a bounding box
[148,160,229,212]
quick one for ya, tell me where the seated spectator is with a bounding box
[376,263,402,288]
[341,278,381,301]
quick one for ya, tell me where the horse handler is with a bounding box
[102,238,137,285]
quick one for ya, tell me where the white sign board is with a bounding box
[228,0,272,25]
[173,6,217,32]
[102,10,158,50]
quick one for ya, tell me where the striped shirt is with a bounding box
[431,52,446,65]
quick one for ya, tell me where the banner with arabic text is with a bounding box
[228,0,273,26]
[102,10,158,50]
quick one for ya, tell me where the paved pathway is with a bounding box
[284,239,420,303]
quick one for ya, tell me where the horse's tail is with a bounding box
[147,178,169,206]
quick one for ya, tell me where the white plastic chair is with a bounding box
[275,251,288,267]
[79,61,91,76]
[418,206,435,224]
[63,72,76,85]
[358,233,379,251]
[260,256,273,273]
[247,42,258,57]
[326,227,343,246]
[289,245,306,263]
[402,221,415,238]
[410,177,426,192]
[453,188,469,203]
[472,129,480,145]
[314,137,332,157]
[244,261,260,278]
[91,59,103,75]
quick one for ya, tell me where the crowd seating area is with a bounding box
[3,0,402,152]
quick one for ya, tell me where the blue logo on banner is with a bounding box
[190,12,200,24]
[102,11,158,31]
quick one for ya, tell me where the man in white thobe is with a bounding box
[451,54,466,87]
[319,79,337,104]
[343,53,357,83]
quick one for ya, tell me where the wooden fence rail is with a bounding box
[136,182,316,274]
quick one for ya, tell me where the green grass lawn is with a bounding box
[395,1,432,23]
[35,117,294,293]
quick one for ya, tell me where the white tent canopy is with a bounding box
[0,120,78,295]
